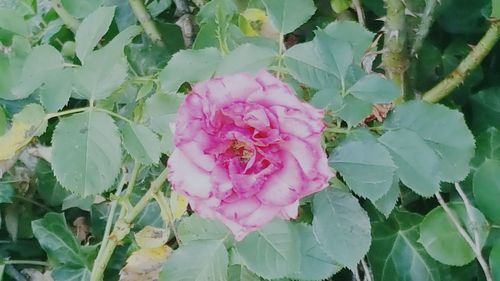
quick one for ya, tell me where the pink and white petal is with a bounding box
[178,138,215,171]
[238,204,281,231]
[220,73,262,101]
[168,149,213,199]
[256,153,304,206]
[278,200,300,219]
[217,197,261,220]
[189,197,221,219]
[281,137,318,174]
[255,70,288,90]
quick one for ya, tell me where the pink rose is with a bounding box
[168,71,333,240]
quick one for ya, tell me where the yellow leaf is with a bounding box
[0,104,47,161]
[135,226,170,249]
[239,8,280,40]
[119,245,172,281]
[170,191,189,220]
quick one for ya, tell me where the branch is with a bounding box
[382,0,410,100]
[411,0,438,55]
[423,22,500,103]
[352,0,366,26]
[50,0,79,33]
[89,166,169,281]
[435,192,493,281]
[128,0,165,47]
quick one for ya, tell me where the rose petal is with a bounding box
[168,149,213,198]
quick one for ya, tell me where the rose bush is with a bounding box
[168,71,333,240]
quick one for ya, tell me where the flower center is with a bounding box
[230,140,254,162]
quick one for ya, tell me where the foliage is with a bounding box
[0,0,499,280]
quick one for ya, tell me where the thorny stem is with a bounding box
[435,192,493,281]
[50,0,79,33]
[128,0,165,47]
[423,22,500,103]
[89,167,169,281]
[410,0,438,55]
[382,0,410,100]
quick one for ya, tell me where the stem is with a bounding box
[410,0,438,55]
[89,167,169,281]
[128,0,165,47]
[361,259,373,281]
[50,0,80,33]
[154,192,182,245]
[422,22,500,103]
[382,0,410,100]
[45,107,89,119]
[325,127,351,134]
[454,183,481,252]
[435,192,493,281]
[276,33,285,79]
[352,0,366,26]
[2,260,50,267]
[94,108,133,124]
[14,196,52,211]
[96,169,128,257]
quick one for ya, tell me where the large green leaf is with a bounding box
[160,240,228,281]
[329,137,396,201]
[348,74,400,103]
[32,213,85,266]
[121,122,161,165]
[0,8,29,36]
[39,69,72,112]
[11,45,64,99]
[143,93,184,135]
[227,265,260,281]
[471,87,500,131]
[471,127,500,168]
[288,224,341,280]
[235,220,300,279]
[419,202,489,266]
[177,215,230,244]
[378,129,440,197]
[159,48,222,93]
[216,44,276,75]
[75,6,115,62]
[61,0,104,18]
[313,31,353,86]
[490,242,500,281]
[384,101,475,182]
[368,209,444,281]
[373,175,400,217]
[73,26,141,100]
[473,159,500,224]
[261,0,316,34]
[52,266,91,281]
[323,21,374,64]
[35,160,70,207]
[52,111,122,196]
[284,42,338,89]
[312,188,371,269]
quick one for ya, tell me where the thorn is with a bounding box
[405,8,417,17]
[376,16,387,22]
[389,30,399,40]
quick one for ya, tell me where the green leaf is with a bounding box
[323,21,374,64]
[52,111,122,196]
[373,175,400,217]
[335,94,373,126]
[288,224,341,280]
[368,209,444,281]
[39,69,72,112]
[12,45,64,99]
[473,159,500,224]
[313,30,353,84]
[35,160,70,207]
[235,220,300,279]
[312,188,371,269]
[75,6,116,62]
[121,122,161,165]
[348,74,400,103]
[159,48,222,93]
[261,0,316,34]
[62,194,94,211]
[216,44,276,75]
[471,127,500,168]
[284,42,338,89]
[0,182,14,203]
[419,202,490,266]
[378,129,440,197]
[0,106,6,135]
[32,213,85,266]
[61,0,104,18]
[227,265,260,281]
[0,8,29,36]
[73,26,141,100]
[329,137,396,201]
[490,242,500,281]
[384,101,475,182]
[160,240,228,281]
[471,87,500,131]
[143,93,184,136]
[52,266,91,281]
[177,215,230,243]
